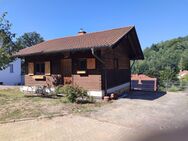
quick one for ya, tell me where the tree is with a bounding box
[0,12,17,70]
[16,32,44,49]
[132,35,188,90]
[15,32,44,75]
[179,50,188,70]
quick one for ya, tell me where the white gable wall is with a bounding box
[0,59,21,85]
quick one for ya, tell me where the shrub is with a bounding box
[56,85,89,103]
[182,75,188,83]
[55,85,65,95]
[168,85,180,92]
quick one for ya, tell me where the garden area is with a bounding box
[0,86,104,123]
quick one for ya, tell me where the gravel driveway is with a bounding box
[0,91,188,141]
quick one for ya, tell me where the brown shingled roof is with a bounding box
[15,26,142,58]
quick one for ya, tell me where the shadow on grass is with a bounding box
[24,94,59,99]
[126,90,166,101]
[24,94,96,104]
[76,99,95,104]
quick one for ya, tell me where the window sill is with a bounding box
[77,70,86,74]
[32,75,45,79]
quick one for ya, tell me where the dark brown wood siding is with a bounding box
[106,69,130,89]
[71,51,102,90]
[24,54,63,86]
[101,42,131,89]
[24,51,102,90]
[23,46,130,91]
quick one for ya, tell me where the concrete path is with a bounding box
[0,91,188,141]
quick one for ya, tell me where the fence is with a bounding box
[163,80,188,92]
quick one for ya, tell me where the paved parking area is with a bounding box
[90,91,188,129]
[0,91,188,141]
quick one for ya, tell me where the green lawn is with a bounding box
[0,88,103,122]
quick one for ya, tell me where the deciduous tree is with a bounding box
[0,12,16,70]
[16,32,44,49]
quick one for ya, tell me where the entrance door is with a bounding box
[61,59,72,84]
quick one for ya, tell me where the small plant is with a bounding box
[56,85,90,103]
[55,85,64,95]
[168,85,180,92]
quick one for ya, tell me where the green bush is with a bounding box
[182,75,188,82]
[56,85,89,103]
[168,85,180,92]
[55,85,64,94]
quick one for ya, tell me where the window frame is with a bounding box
[9,64,14,73]
[76,58,87,71]
[34,62,45,75]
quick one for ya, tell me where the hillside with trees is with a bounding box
[132,36,188,90]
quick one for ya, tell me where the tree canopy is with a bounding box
[133,36,188,89]
[0,12,16,70]
[16,32,44,50]
[0,12,44,70]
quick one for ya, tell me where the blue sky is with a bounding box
[1,0,188,48]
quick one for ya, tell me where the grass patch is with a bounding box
[0,88,23,98]
[0,88,104,122]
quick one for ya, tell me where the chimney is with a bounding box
[78,28,86,35]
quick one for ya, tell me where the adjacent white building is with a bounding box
[0,59,22,85]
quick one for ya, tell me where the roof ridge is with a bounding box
[41,25,135,43]
[82,25,134,36]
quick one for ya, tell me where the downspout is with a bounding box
[91,48,107,96]
[131,60,136,70]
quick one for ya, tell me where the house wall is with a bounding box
[71,51,102,91]
[0,59,21,85]
[24,75,61,86]
[72,75,101,90]
[23,45,131,96]
[24,51,103,92]
[101,43,131,90]
[24,55,62,86]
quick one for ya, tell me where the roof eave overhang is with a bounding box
[14,45,110,58]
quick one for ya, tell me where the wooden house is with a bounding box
[15,26,144,97]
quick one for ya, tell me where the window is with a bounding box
[77,59,87,70]
[9,64,14,73]
[35,62,45,75]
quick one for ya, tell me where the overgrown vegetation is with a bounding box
[55,85,94,103]
[133,36,188,90]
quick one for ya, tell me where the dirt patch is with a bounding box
[0,88,104,122]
